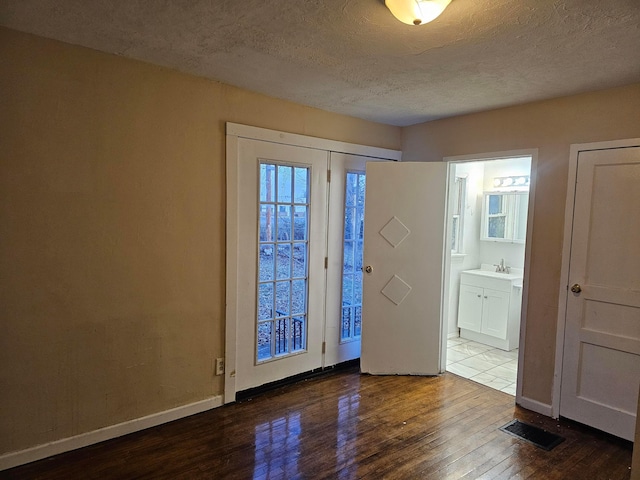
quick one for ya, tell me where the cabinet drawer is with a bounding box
[460,272,512,292]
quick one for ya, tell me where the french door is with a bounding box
[233,139,328,392]
[226,128,397,399]
[325,152,377,366]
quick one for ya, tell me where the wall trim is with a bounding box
[517,396,554,417]
[226,123,402,161]
[0,396,223,472]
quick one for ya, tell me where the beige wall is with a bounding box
[403,83,640,405]
[0,27,401,455]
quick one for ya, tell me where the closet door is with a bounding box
[560,146,640,441]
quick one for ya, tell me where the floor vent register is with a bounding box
[500,419,565,451]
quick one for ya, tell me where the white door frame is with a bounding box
[225,123,401,403]
[443,149,538,410]
[552,137,640,418]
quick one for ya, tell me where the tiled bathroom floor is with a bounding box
[446,337,518,396]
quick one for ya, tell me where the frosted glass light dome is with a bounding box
[385,0,452,26]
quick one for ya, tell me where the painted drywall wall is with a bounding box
[403,82,640,405]
[0,27,401,456]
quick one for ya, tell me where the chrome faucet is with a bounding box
[495,258,510,273]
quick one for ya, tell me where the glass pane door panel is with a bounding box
[259,164,276,202]
[259,250,274,282]
[257,161,310,362]
[294,167,308,203]
[260,205,275,243]
[341,171,366,343]
[277,166,292,202]
[276,244,291,279]
[293,206,308,241]
[277,206,292,240]
[292,243,307,278]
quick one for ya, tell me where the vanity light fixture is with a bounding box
[493,176,530,188]
[385,0,452,26]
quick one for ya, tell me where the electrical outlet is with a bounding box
[215,358,225,376]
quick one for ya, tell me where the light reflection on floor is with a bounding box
[253,413,301,479]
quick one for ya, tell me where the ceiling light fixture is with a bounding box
[385,0,451,26]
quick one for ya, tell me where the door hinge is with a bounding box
[324,257,328,269]
[327,169,331,183]
[322,341,326,354]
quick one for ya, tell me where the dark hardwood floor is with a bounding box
[2,368,633,479]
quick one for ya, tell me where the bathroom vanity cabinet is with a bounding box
[457,269,523,351]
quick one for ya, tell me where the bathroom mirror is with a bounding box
[481,191,528,243]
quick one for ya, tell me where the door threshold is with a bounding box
[236,359,360,402]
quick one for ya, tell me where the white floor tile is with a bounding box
[445,349,470,364]
[450,342,494,356]
[503,349,520,359]
[447,362,483,379]
[468,372,497,384]
[458,356,498,372]
[500,383,517,395]
[484,365,518,383]
[476,350,514,366]
[502,359,519,371]
[446,339,519,396]
[481,377,513,391]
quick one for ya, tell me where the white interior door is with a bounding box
[560,146,640,441]
[325,153,386,366]
[361,162,448,375]
[234,138,328,392]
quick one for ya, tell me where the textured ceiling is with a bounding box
[1,0,639,126]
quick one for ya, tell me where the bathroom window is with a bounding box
[451,176,466,253]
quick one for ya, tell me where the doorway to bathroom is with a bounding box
[444,154,533,396]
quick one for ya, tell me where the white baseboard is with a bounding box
[0,395,223,472]
[516,395,554,417]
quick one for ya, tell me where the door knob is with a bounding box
[570,284,582,294]
[364,265,373,274]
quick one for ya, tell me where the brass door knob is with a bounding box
[570,284,582,294]
[364,265,373,274]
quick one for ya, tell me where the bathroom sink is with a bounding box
[462,269,523,281]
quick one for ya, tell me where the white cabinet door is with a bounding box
[361,162,448,375]
[457,285,483,332]
[560,146,640,441]
[481,288,510,339]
